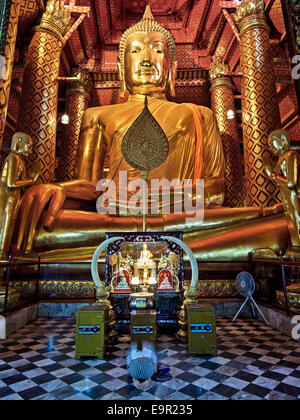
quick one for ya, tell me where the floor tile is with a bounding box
[0,317,299,401]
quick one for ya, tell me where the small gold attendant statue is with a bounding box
[0,133,40,259]
[264,129,300,247]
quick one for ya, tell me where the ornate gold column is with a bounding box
[209,62,246,208]
[56,68,92,181]
[234,0,281,207]
[0,0,21,150]
[17,0,71,183]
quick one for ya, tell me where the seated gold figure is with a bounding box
[14,6,289,262]
[264,129,300,248]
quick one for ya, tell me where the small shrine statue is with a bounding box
[158,269,174,292]
[264,129,300,247]
[117,273,129,289]
[115,268,131,293]
[138,243,154,267]
[0,133,40,259]
[160,275,173,290]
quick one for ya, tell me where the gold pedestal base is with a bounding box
[176,286,199,342]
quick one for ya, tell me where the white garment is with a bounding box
[0,315,6,339]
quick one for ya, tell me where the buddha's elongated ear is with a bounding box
[168,61,177,97]
[117,57,127,98]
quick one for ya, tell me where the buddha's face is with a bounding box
[124,32,171,95]
[12,134,33,156]
[19,138,32,156]
[269,131,290,155]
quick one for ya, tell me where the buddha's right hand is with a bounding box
[16,184,66,252]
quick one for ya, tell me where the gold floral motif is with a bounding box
[9,280,95,299]
[9,281,36,298]
[35,0,71,44]
[209,62,230,83]
[234,0,265,26]
[95,285,110,306]
[0,287,20,311]
[198,280,238,298]
[66,68,93,100]
[184,280,238,297]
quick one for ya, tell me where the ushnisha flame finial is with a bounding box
[142,4,155,20]
[119,5,176,70]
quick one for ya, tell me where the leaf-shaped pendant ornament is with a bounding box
[121,96,169,172]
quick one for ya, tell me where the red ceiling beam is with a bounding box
[207,13,227,56]
[265,0,277,14]
[223,33,236,64]
[194,0,213,47]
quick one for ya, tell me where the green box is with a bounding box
[75,305,108,359]
[187,303,217,356]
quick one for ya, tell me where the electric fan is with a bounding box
[233,271,269,325]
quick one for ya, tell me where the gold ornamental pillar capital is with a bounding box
[234,0,269,36]
[209,62,235,92]
[66,67,93,101]
[34,0,71,45]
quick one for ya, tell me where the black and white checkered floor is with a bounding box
[0,318,299,400]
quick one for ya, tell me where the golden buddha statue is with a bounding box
[264,129,300,248]
[13,6,289,262]
[137,243,154,268]
[0,133,39,260]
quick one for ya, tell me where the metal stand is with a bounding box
[141,169,148,232]
[233,295,270,326]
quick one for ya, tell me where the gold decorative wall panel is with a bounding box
[9,280,95,300]
[0,0,21,150]
[235,1,281,207]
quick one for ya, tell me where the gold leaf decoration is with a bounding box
[121,96,169,172]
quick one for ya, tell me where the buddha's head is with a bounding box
[118,6,177,98]
[11,132,33,156]
[268,129,291,156]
